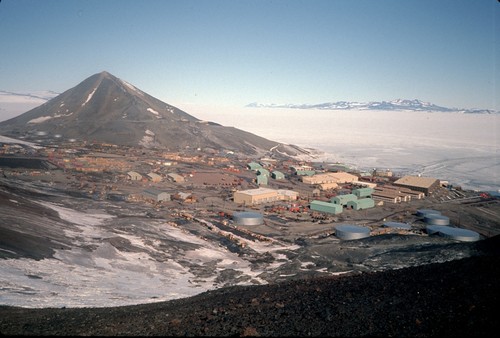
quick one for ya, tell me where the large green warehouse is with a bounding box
[346,198,375,210]
[331,194,357,206]
[310,200,343,214]
[353,187,374,198]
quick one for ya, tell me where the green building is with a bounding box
[271,170,285,180]
[331,194,358,206]
[310,200,343,214]
[295,170,316,176]
[257,168,270,177]
[256,174,268,186]
[346,198,375,210]
[353,187,374,198]
[247,162,262,171]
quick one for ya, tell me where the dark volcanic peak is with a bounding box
[247,99,496,113]
[0,72,279,154]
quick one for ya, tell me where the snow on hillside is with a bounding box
[82,87,97,106]
[0,199,301,308]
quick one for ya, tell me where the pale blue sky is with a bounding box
[1,0,498,110]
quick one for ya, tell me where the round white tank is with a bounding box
[233,211,264,226]
[427,225,480,242]
[426,225,448,235]
[416,209,441,218]
[335,224,370,240]
[424,214,450,225]
[437,227,480,242]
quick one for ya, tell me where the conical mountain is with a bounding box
[0,71,279,154]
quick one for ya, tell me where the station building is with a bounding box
[141,188,171,202]
[309,200,343,214]
[393,175,440,195]
[302,172,358,185]
[233,187,299,206]
[346,198,375,210]
[127,171,142,181]
[147,172,162,182]
[352,187,374,198]
[331,193,358,206]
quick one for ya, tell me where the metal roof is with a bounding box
[424,214,450,225]
[233,211,264,225]
[394,176,439,188]
[426,225,480,242]
[335,224,370,240]
[236,187,277,196]
[416,209,441,217]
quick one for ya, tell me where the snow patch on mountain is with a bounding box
[28,112,72,124]
[139,130,157,148]
[147,107,160,116]
[121,79,144,96]
[82,87,97,106]
[28,116,53,124]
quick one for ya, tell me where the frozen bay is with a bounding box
[187,106,499,192]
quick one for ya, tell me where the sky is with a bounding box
[0,0,499,111]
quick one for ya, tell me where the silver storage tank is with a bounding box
[436,226,480,242]
[416,209,441,218]
[427,225,480,242]
[335,224,370,240]
[424,214,450,225]
[233,211,264,226]
[426,224,448,235]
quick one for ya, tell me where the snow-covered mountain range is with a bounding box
[246,99,496,114]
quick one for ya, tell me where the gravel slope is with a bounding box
[1,235,499,337]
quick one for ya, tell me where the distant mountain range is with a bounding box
[246,99,496,114]
[0,71,307,157]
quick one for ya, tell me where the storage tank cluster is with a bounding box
[335,224,370,240]
[417,209,450,225]
[232,211,264,226]
[418,209,480,242]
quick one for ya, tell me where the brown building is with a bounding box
[393,176,440,195]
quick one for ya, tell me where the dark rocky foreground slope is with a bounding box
[1,236,499,337]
